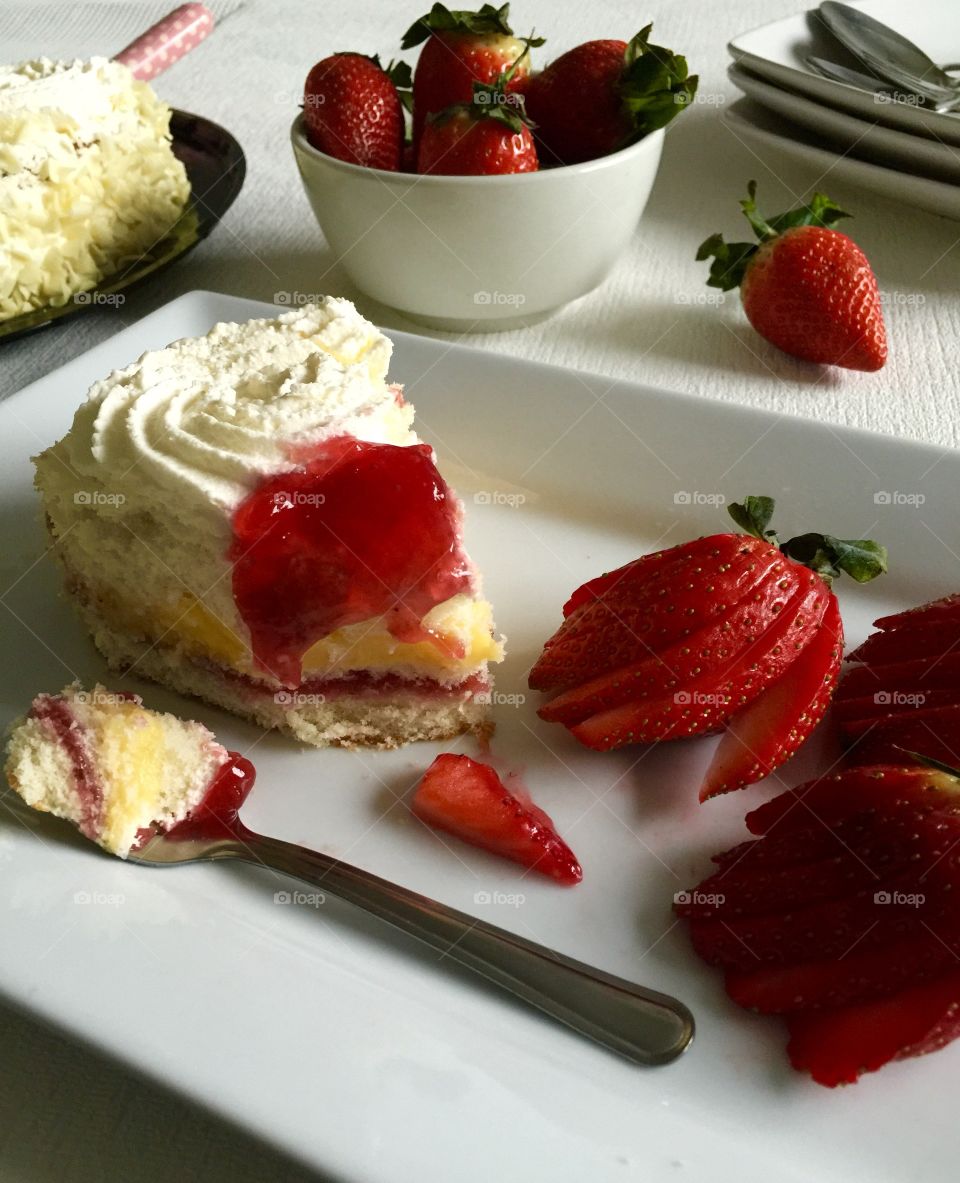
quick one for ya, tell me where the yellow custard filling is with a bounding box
[93,589,502,680]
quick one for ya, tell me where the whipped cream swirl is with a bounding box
[59,300,412,514]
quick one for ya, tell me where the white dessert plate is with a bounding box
[729,0,960,146]
[3,290,960,1183]
[723,98,960,221]
[728,63,960,182]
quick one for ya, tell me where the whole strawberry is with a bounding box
[698,182,888,371]
[418,78,537,175]
[402,3,540,149]
[530,495,887,799]
[303,53,411,170]
[521,25,697,165]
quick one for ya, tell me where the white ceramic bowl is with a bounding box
[290,114,664,331]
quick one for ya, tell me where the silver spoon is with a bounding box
[129,821,695,1066]
[806,54,960,112]
[818,2,960,104]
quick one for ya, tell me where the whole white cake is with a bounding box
[0,57,190,321]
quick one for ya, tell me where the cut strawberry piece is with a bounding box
[841,699,960,737]
[849,721,960,769]
[411,754,582,886]
[725,919,960,1013]
[744,763,959,836]
[570,577,832,753]
[835,653,960,699]
[560,543,701,618]
[700,596,842,799]
[847,622,960,665]
[539,564,813,726]
[835,689,959,727]
[874,593,960,631]
[786,968,960,1087]
[530,534,777,693]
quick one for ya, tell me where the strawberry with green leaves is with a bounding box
[417,74,537,174]
[303,53,411,170]
[698,183,888,371]
[530,495,886,799]
[402,3,540,149]
[676,760,960,1086]
[519,25,697,165]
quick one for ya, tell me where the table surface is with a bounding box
[2,1,958,1180]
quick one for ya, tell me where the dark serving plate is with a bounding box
[0,110,246,343]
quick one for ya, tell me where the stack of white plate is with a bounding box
[725,0,960,219]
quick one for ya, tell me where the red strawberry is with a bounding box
[786,970,960,1087]
[836,592,960,768]
[538,550,816,724]
[568,578,832,751]
[411,753,582,884]
[698,183,887,372]
[874,593,960,631]
[303,53,410,170]
[725,925,960,1014]
[531,495,886,798]
[676,760,960,1083]
[417,79,538,175]
[530,533,772,694]
[402,3,540,150]
[522,26,697,166]
[699,595,842,799]
[848,622,960,665]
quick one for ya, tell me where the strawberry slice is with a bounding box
[530,534,775,693]
[786,968,960,1087]
[724,925,960,1014]
[834,689,958,726]
[561,544,696,618]
[539,564,815,726]
[847,622,960,666]
[835,653,960,698]
[874,593,960,631]
[848,714,960,768]
[568,574,831,752]
[699,596,842,799]
[411,754,582,885]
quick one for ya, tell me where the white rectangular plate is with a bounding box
[2,291,958,1183]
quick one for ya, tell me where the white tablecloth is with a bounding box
[1,1,958,1179]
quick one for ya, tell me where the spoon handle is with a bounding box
[225,827,694,1067]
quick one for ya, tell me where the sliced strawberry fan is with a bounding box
[675,760,960,1086]
[530,495,886,800]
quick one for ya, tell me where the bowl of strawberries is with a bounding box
[291,4,697,330]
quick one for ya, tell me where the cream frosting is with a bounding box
[0,57,190,319]
[59,300,411,513]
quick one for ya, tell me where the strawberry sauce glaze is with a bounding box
[230,437,470,688]
[164,752,256,840]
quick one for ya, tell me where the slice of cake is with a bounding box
[34,298,504,748]
[0,57,190,321]
[4,685,255,858]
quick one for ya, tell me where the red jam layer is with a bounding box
[194,656,490,703]
[31,693,103,841]
[230,436,471,689]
